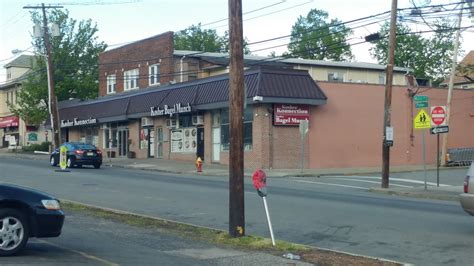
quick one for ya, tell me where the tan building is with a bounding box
[0,55,49,148]
[441,50,474,90]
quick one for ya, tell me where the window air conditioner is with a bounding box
[192,115,204,125]
[166,118,178,128]
[141,117,153,127]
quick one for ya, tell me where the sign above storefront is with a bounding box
[0,116,19,128]
[61,117,98,128]
[150,103,192,117]
[273,104,310,126]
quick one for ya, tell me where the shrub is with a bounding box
[23,142,51,152]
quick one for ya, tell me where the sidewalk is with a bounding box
[0,148,465,201]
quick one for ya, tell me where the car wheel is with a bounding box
[0,209,29,256]
[66,157,74,168]
[93,163,101,169]
[50,156,57,167]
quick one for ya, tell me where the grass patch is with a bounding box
[61,200,401,265]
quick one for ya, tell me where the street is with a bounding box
[0,156,473,265]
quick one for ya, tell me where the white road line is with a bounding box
[323,175,451,187]
[293,180,368,190]
[332,178,413,188]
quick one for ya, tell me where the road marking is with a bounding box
[36,239,119,266]
[324,175,451,187]
[293,180,368,190]
[332,178,413,188]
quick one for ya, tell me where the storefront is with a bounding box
[57,68,327,169]
[0,116,19,148]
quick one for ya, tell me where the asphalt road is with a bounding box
[0,157,473,266]
[2,206,301,265]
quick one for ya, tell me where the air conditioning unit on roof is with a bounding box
[141,117,153,127]
[192,115,204,126]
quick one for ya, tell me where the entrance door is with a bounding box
[149,128,155,158]
[212,127,220,162]
[157,127,163,158]
[196,127,204,160]
[117,129,129,157]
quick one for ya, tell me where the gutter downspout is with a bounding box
[180,56,186,82]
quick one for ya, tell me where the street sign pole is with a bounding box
[437,134,440,187]
[422,130,427,190]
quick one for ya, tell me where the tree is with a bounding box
[369,20,456,85]
[288,9,353,61]
[9,9,107,125]
[174,24,250,54]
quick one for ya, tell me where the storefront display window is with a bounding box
[80,127,99,146]
[220,108,253,151]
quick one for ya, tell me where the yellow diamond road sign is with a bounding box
[414,109,431,129]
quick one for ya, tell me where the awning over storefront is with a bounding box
[58,67,328,126]
[0,116,19,128]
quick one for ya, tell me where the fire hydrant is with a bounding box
[195,157,203,172]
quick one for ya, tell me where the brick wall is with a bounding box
[98,32,174,96]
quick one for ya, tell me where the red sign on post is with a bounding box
[252,169,267,190]
[430,106,447,127]
[273,104,310,126]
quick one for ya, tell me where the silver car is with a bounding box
[460,163,474,215]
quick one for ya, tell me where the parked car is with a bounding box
[460,162,474,215]
[0,183,64,256]
[50,142,102,169]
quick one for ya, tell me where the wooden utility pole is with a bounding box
[381,0,398,189]
[441,2,464,167]
[24,3,62,149]
[228,0,245,237]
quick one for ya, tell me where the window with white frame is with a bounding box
[328,71,344,82]
[149,64,160,86]
[107,74,116,94]
[124,69,139,91]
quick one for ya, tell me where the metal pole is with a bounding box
[422,130,427,190]
[300,135,304,173]
[441,2,464,166]
[381,0,398,189]
[437,134,440,187]
[228,0,245,238]
[262,196,276,246]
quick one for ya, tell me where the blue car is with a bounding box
[50,142,103,169]
[0,184,65,256]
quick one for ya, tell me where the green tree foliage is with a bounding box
[369,20,456,85]
[288,9,353,61]
[10,9,107,125]
[174,23,250,54]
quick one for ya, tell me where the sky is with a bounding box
[0,0,473,83]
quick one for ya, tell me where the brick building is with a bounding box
[55,31,474,169]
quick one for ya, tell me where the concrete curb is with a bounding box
[369,188,460,202]
[60,199,409,266]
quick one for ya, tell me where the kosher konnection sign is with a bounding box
[61,117,98,128]
[273,104,310,126]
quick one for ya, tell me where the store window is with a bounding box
[79,127,99,146]
[220,108,253,151]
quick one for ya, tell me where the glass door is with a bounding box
[157,127,163,158]
[212,127,220,162]
[117,128,129,157]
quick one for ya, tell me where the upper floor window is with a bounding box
[149,64,160,86]
[124,69,139,91]
[107,74,116,94]
[328,71,344,82]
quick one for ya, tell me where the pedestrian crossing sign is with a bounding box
[414,109,431,129]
